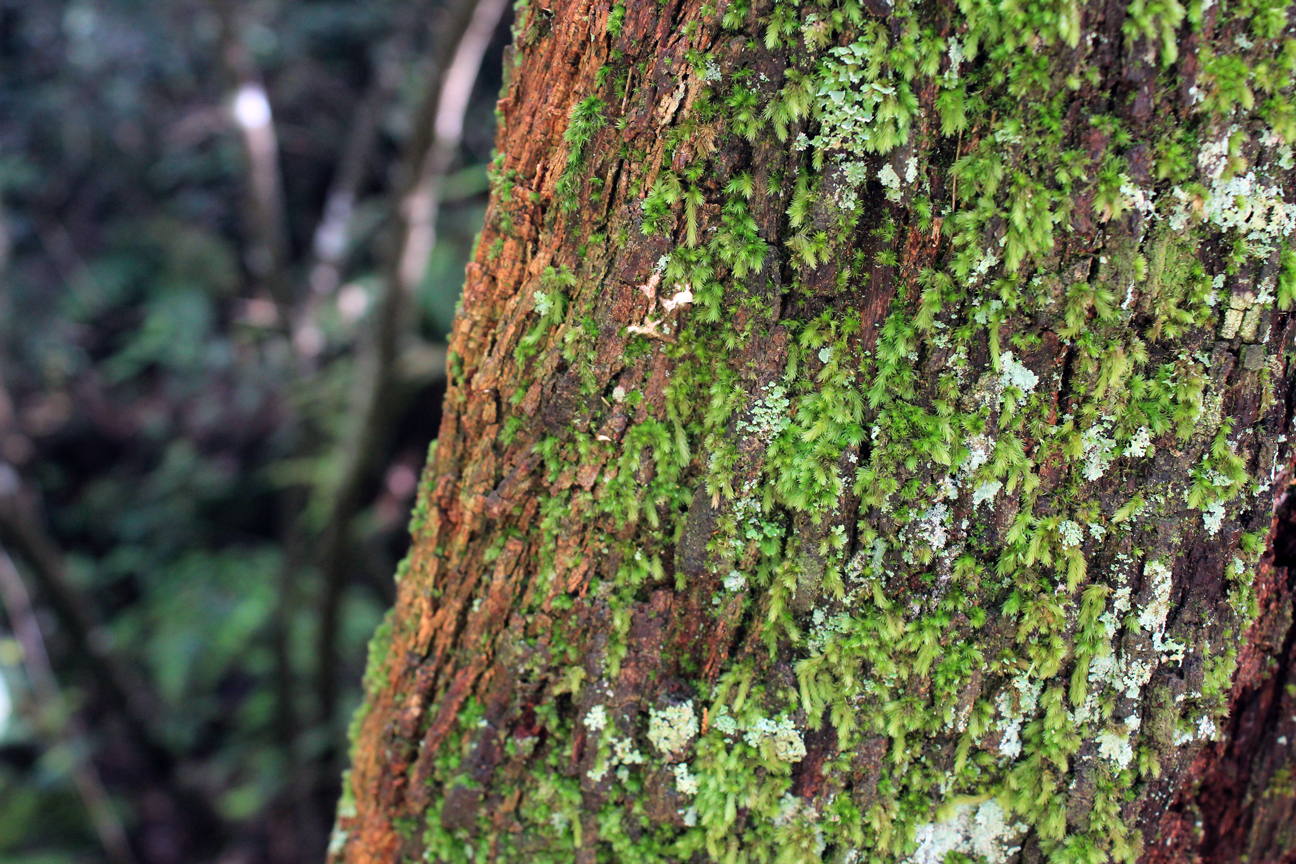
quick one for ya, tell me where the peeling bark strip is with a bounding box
[333,0,1296,861]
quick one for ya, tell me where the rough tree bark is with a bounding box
[332,0,1296,862]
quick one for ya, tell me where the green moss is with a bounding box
[606,2,626,38]
[515,266,576,364]
[344,607,397,759]
[555,96,606,211]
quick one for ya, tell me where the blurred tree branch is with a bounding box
[313,0,509,743]
[0,542,135,864]
[0,0,509,856]
[0,464,227,849]
[0,469,164,768]
[295,37,414,360]
[207,0,511,847]
[263,33,420,857]
[218,2,292,316]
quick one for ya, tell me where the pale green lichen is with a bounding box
[673,762,700,795]
[878,163,903,202]
[972,480,1002,509]
[904,800,1027,864]
[1137,561,1176,650]
[710,705,738,737]
[1203,501,1227,535]
[993,675,1042,760]
[1096,715,1141,769]
[736,383,791,441]
[583,704,608,732]
[811,35,914,160]
[647,701,699,756]
[743,715,807,762]
[997,351,1039,401]
[587,733,647,782]
[1080,422,1118,481]
[1058,520,1084,548]
[532,290,556,316]
[1123,426,1153,458]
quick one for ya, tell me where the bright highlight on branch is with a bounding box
[233,84,272,130]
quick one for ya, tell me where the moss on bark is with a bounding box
[333,0,1296,862]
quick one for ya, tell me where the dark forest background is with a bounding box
[0,0,508,860]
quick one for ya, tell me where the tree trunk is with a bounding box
[333,0,1296,861]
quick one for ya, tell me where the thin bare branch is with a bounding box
[218,3,291,313]
[294,39,413,361]
[399,0,509,295]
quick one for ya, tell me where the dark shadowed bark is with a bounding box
[333,0,1296,862]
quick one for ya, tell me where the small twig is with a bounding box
[621,68,635,115]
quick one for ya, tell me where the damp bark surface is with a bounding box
[332,0,1296,862]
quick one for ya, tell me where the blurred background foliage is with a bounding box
[0,0,508,860]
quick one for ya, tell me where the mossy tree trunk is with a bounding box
[332,0,1296,861]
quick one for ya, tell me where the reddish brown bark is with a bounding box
[1150,490,1296,864]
